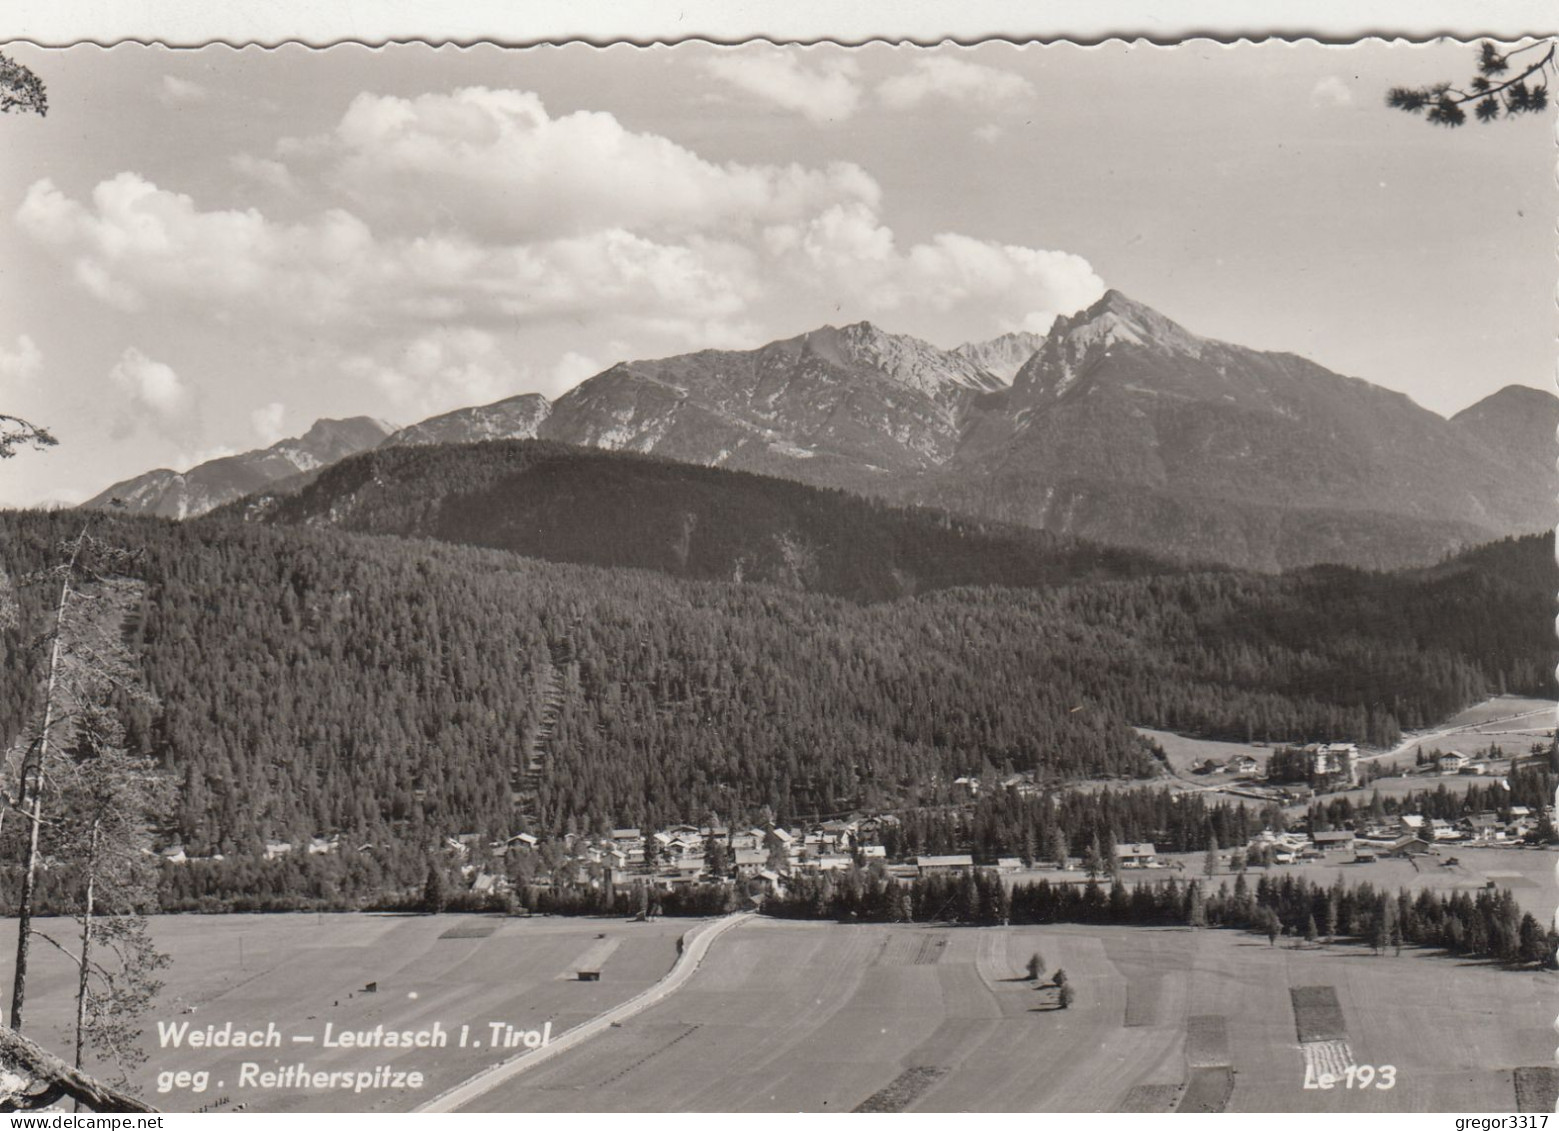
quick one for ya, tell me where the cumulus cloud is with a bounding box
[108,348,193,436]
[282,87,880,243]
[158,75,208,106]
[230,153,298,194]
[20,84,1104,412]
[341,327,528,418]
[702,52,861,123]
[1310,75,1355,108]
[17,173,759,336]
[251,402,287,445]
[878,58,1035,111]
[0,335,42,384]
[764,206,1103,335]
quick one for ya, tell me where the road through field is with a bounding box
[428,912,752,1112]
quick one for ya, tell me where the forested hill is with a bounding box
[0,511,1551,869]
[214,439,1172,601]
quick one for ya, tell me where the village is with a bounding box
[146,732,1556,908]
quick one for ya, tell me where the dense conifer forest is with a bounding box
[220,440,1174,601]
[0,500,1552,908]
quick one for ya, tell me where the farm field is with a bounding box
[0,912,688,1113]
[455,918,1557,1113]
[1139,729,1275,778]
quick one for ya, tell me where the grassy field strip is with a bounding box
[556,936,621,979]
[419,912,753,1113]
[1120,1083,1181,1111]
[1513,1067,1559,1112]
[853,1067,949,1112]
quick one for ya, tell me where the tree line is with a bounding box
[762,866,1557,968]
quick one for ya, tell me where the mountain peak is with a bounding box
[82,415,393,519]
[1451,383,1559,421]
[954,329,1047,383]
[796,321,1003,396]
[1069,289,1204,357]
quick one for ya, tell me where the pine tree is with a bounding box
[1083,834,1105,880]
[423,858,449,914]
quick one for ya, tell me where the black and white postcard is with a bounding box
[0,30,1555,1115]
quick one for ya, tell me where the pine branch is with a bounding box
[1387,40,1556,126]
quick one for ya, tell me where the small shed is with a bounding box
[577,970,601,982]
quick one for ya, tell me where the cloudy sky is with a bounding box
[0,40,1551,507]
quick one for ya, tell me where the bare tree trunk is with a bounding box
[0,1024,155,1114]
[69,824,99,1113]
[12,525,86,1032]
[74,823,98,1072]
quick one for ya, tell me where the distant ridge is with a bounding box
[82,417,393,519]
[83,292,1557,569]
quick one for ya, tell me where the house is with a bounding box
[470,872,501,896]
[729,829,762,852]
[1352,846,1379,863]
[995,857,1024,873]
[1311,830,1356,851]
[660,863,705,886]
[307,836,339,856]
[1437,751,1470,774]
[860,844,887,860]
[1228,754,1261,776]
[733,849,768,877]
[1388,835,1434,857]
[916,855,974,874]
[1113,843,1158,868]
[264,841,292,861]
[1428,819,1457,841]
[1461,813,1501,839]
[1305,742,1360,787]
[1398,814,1426,836]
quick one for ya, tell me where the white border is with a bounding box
[0,0,1555,47]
